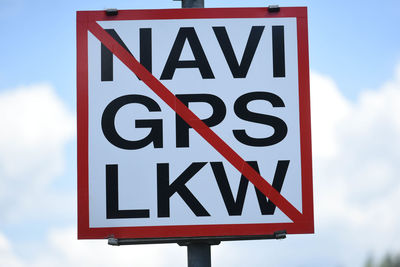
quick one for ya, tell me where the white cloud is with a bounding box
[310,72,352,159]
[0,84,75,222]
[0,232,23,267]
[41,227,185,267]
[312,67,400,221]
[310,65,400,264]
[0,228,185,267]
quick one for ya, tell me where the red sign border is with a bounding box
[77,7,313,239]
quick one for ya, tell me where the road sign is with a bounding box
[77,7,313,240]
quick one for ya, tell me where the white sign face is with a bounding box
[77,7,313,240]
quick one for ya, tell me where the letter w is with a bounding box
[210,161,289,216]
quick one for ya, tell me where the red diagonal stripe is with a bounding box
[87,21,303,223]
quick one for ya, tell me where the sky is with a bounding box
[1,0,400,266]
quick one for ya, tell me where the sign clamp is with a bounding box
[108,230,286,246]
[268,5,280,13]
[105,8,118,16]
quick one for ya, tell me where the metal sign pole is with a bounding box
[188,243,211,267]
[178,239,220,267]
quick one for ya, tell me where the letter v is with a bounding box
[213,26,264,78]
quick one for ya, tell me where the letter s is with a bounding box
[233,91,287,146]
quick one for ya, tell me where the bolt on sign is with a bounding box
[77,7,313,240]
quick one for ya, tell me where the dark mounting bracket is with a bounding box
[105,8,118,16]
[268,5,280,13]
[107,230,287,246]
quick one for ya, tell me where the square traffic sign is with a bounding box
[77,7,313,240]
